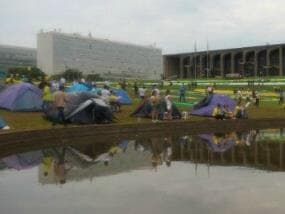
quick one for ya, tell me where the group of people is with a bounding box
[150,87,173,122]
[212,102,249,120]
[235,88,260,107]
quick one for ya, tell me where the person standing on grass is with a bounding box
[179,83,186,102]
[53,85,67,126]
[237,88,242,103]
[164,89,172,120]
[138,86,146,100]
[150,90,160,122]
[42,82,53,111]
[255,90,260,107]
[134,82,138,96]
[279,88,284,104]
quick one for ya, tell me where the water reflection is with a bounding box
[1,128,285,185]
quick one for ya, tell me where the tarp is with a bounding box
[112,88,132,105]
[45,92,114,124]
[131,100,181,119]
[198,134,236,153]
[191,94,236,117]
[66,83,91,93]
[0,83,43,111]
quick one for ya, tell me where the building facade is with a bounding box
[37,32,162,80]
[164,43,285,79]
[0,45,36,72]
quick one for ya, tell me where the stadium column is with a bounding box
[209,54,214,77]
[254,51,258,77]
[188,55,192,78]
[279,46,283,76]
[179,56,184,79]
[220,54,224,77]
[266,49,270,77]
[231,52,234,74]
[242,52,246,77]
[199,55,203,77]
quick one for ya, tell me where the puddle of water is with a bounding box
[1,128,285,214]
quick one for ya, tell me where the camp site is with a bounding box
[3,1,285,213]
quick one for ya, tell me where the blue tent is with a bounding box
[44,92,114,124]
[191,94,236,117]
[112,88,132,105]
[0,83,43,111]
[66,83,91,93]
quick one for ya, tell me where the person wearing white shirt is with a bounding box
[138,86,146,100]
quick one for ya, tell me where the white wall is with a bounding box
[38,32,162,80]
[37,33,54,75]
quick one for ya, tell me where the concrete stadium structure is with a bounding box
[0,45,36,72]
[164,43,285,79]
[37,31,162,80]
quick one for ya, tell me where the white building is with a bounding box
[0,44,36,72]
[37,32,162,80]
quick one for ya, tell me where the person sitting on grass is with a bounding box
[223,104,234,119]
[234,102,248,119]
[212,104,224,120]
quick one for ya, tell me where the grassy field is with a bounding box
[0,85,284,131]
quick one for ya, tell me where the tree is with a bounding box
[8,67,45,81]
[61,69,82,81]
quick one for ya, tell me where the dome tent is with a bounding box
[0,83,43,111]
[66,82,91,93]
[191,94,236,117]
[131,100,181,119]
[111,88,132,105]
[44,92,114,124]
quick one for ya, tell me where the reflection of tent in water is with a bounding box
[131,100,182,119]
[112,88,132,105]
[198,134,236,153]
[2,151,43,170]
[39,141,152,184]
[66,83,91,93]
[44,92,114,124]
[0,83,43,111]
[191,94,236,117]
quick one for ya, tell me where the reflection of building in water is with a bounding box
[39,140,151,185]
[171,131,285,172]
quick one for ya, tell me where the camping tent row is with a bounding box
[0,82,132,112]
[0,83,114,124]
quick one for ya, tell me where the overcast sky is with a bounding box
[1,0,285,54]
